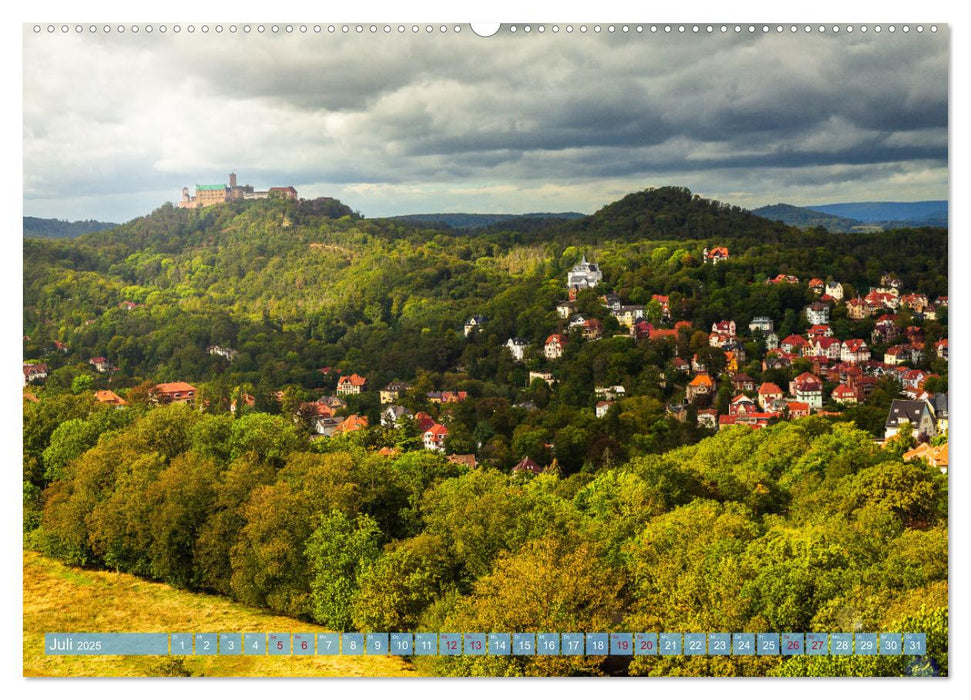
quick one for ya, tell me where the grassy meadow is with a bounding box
[23,550,418,677]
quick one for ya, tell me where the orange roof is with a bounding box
[23,392,39,403]
[425,423,449,437]
[758,382,783,395]
[94,389,127,405]
[688,373,714,387]
[338,373,367,386]
[545,334,567,345]
[903,442,948,467]
[336,414,369,432]
[154,382,196,393]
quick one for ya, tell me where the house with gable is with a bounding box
[841,339,870,364]
[757,382,784,410]
[686,373,715,402]
[567,255,603,290]
[22,362,48,385]
[704,246,730,264]
[336,373,368,395]
[464,315,487,337]
[423,423,449,451]
[885,399,937,441]
[805,301,831,325]
[789,372,823,409]
[831,384,859,405]
[505,337,530,362]
[545,334,567,360]
[150,381,197,405]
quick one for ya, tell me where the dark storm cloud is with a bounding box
[23,27,948,220]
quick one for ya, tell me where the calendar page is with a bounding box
[21,19,948,680]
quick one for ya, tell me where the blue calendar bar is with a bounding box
[42,631,931,656]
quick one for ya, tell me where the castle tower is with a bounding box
[229,172,237,189]
[181,186,189,203]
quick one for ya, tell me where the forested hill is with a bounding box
[552,186,798,244]
[23,216,119,239]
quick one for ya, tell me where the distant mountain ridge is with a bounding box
[387,212,585,229]
[24,216,119,239]
[806,200,947,224]
[751,200,947,232]
[751,204,867,233]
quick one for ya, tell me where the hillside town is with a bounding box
[26,249,947,474]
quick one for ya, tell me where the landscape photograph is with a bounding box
[22,23,948,678]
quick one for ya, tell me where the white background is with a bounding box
[2,1,963,698]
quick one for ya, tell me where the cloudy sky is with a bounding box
[22,25,948,222]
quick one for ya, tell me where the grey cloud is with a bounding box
[22,27,948,222]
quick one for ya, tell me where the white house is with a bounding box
[824,281,844,301]
[749,317,774,333]
[545,334,567,360]
[805,302,830,325]
[464,315,486,337]
[567,255,603,289]
[506,337,530,362]
[423,423,449,451]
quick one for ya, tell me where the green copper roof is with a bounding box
[196,184,226,191]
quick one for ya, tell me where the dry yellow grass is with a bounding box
[23,550,418,677]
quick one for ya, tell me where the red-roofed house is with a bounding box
[805,336,842,360]
[23,362,48,385]
[711,320,736,338]
[841,339,871,363]
[89,357,112,373]
[337,373,368,395]
[732,373,756,393]
[582,318,604,340]
[781,335,808,354]
[423,423,448,451]
[757,382,784,410]
[936,339,948,360]
[729,394,758,415]
[415,412,436,433]
[704,246,729,264]
[808,278,825,294]
[545,334,567,359]
[649,328,679,342]
[94,389,127,407]
[884,345,914,366]
[807,324,833,339]
[513,456,544,474]
[832,384,859,405]
[686,373,715,401]
[151,382,197,405]
[786,401,811,419]
[846,295,869,320]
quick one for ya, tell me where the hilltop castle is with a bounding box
[179,173,298,209]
